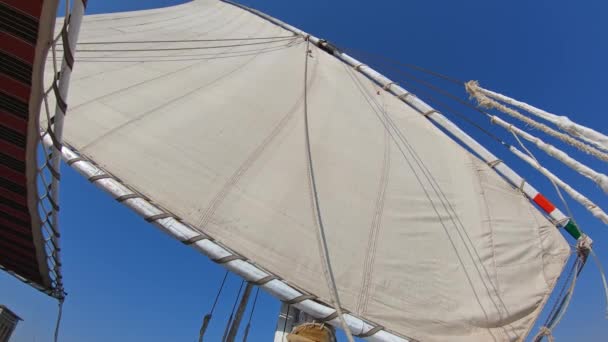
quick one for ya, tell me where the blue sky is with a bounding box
[2,0,608,341]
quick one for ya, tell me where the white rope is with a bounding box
[509,131,574,224]
[508,146,608,224]
[470,82,608,152]
[303,40,355,342]
[590,249,608,320]
[465,81,608,162]
[532,326,555,342]
[514,132,608,329]
[492,116,608,193]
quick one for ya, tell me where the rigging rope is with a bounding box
[199,270,229,342]
[590,249,608,319]
[533,255,586,342]
[222,279,245,342]
[53,299,64,342]
[241,287,260,342]
[73,35,297,44]
[348,48,608,227]
[59,37,298,53]
[496,116,608,193]
[345,43,605,156]
[466,81,608,162]
[341,44,606,338]
[63,40,303,61]
[342,47,464,85]
[470,82,608,152]
[516,133,607,327]
[510,130,579,233]
[281,305,291,341]
[302,39,355,342]
[391,80,506,145]
[509,144,608,224]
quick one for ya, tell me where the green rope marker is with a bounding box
[564,221,582,240]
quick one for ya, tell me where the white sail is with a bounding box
[49,1,571,341]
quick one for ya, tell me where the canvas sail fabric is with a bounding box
[51,0,571,340]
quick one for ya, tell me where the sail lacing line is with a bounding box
[62,40,304,63]
[466,81,608,162]
[198,270,229,342]
[56,36,299,53]
[72,35,297,45]
[467,82,608,152]
[302,39,355,342]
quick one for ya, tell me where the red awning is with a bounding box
[0,0,61,297]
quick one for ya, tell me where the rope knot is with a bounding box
[576,235,593,256]
[536,326,555,342]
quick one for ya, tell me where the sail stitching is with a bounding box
[66,10,263,113]
[80,23,280,152]
[345,65,512,340]
[55,132,413,341]
[356,95,391,315]
[195,39,312,229]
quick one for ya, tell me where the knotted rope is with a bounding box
[491,116,608,193]
[466,81,608,152]
[466,81,608,162]
[532,326,555,342]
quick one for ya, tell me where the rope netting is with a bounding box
[36,0,82,301]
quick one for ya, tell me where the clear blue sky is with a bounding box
[2,0,607,341]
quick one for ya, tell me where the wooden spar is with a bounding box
[226,282,254,342]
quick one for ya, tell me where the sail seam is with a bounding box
[195,38,310,229]
[471,155,501,301]
[356,96,391,315]
[49,135,411,342]
[344,64,512,339]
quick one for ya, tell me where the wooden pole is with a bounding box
[226,282,254,342]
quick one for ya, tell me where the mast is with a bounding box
[274,304,297,342]
[226,282,254,342]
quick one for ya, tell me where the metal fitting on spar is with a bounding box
[316,39,340,55]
